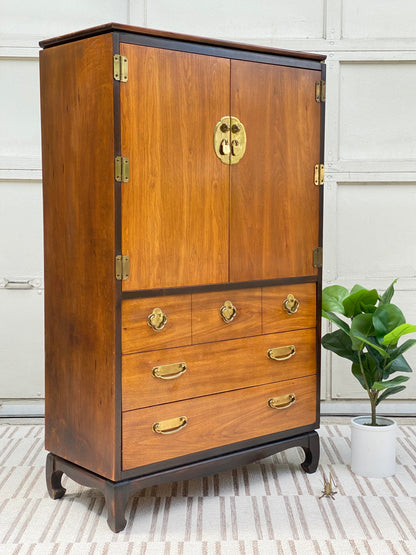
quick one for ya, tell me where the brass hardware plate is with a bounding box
[147,307,167,331]
[153,416,188,435]
[313,247,323,268]
[283,294,299,315]
[115,255,130,281]
[214,116,246,165]
[268,393,296,410]
[115,156,129,183]
[220,300,237,323]
[114,54,128,82]
[267,345,296,361]
[152,362,187,380]
[315,80,326,102]
[314,163,324,186]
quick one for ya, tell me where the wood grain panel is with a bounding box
[122,375,316,469]
[192,288,261,344]
[120,44,230,290]
[40,34,117,479]
[262,283,316,334]
[122,328,316,411]
[122,295,192,354]
[230,61,321,281]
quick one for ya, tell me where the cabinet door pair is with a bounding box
[120,44,321,291]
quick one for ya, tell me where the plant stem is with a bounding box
[357,350,377,426]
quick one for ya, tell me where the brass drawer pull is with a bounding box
[268,393,296,410]
[283,294,299,314]
[220,300,237,323]
[152,416,188,435]
[147,307,167,331]
[267,345,296,361]
[152,362,187,380]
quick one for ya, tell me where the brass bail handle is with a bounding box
[220,300,237,323]
[147,307,167,332]
[267,345,296,361]
[152,416,188,435]
[268,393,296,410]
[152,362,187,380]
[283,294,299,314]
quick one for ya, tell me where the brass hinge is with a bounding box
[314,163,324,186]
[115,156,129,183]
[315,80,326,103]
[313,247,323,268]
[113,54,128,82]
[115,255,130,281]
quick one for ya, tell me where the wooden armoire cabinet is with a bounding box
[39,23,325,532]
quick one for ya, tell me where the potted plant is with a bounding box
[321,280,416,477]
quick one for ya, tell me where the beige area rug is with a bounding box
[1,421,416,554]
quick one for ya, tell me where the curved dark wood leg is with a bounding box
[46,452,66,499]
[300,431,320,473]
[104,481,130,533]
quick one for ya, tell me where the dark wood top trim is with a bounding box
[39,22,326,62]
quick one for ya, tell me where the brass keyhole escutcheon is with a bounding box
[214,116,246,164]
[283,294,299,314]
[147,307,167,332]
[220,300,237,323]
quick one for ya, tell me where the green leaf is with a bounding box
[385,354,413,375]
[373,304,405,342]
[350,331,388,356]
[352,354,377,390]
[342,288,379,318]
[382,323,416,347]
[322,285,348,314]
[376,385,406,405]
[321,329,358,362]
[385,339,416,368]
[350,313,375,350]
[380,279,398,304]
[372,375,410,390]
[322,309,350,334]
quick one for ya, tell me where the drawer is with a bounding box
[122,295,192,354]
[122,328,316,411]
[192,288,261,344]
[262,283,316,334]
[122,374,317,470]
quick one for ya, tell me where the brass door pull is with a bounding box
[268,393,296,410]
[267,345,296,361]
[283,294,299,314]
[220,300,237,323]
[147,307,167,331]
[152,416,188,435]
[152,362,187,380]
[214,116,246,164]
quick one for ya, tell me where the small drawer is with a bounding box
[122,374,317,470]
[122,295,192,354]
[262,283,316,334]
[192,288,261,344]
[122,328,316,411]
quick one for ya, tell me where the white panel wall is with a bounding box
[2,0,416,416]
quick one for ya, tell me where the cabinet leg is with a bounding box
[104,482,130,533]
[46,453,66,499]
[300,431,320,474]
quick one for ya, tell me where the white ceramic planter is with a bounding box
[351,416,397,478]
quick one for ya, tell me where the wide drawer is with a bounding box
[122,294,192,354]
[122,374,317,470]
[262,282,316,334]
[122,328,316,411]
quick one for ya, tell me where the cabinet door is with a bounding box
[230,61,321,281]
[120,44,230,290]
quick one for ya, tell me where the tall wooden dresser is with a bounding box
[39,23,325,532]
